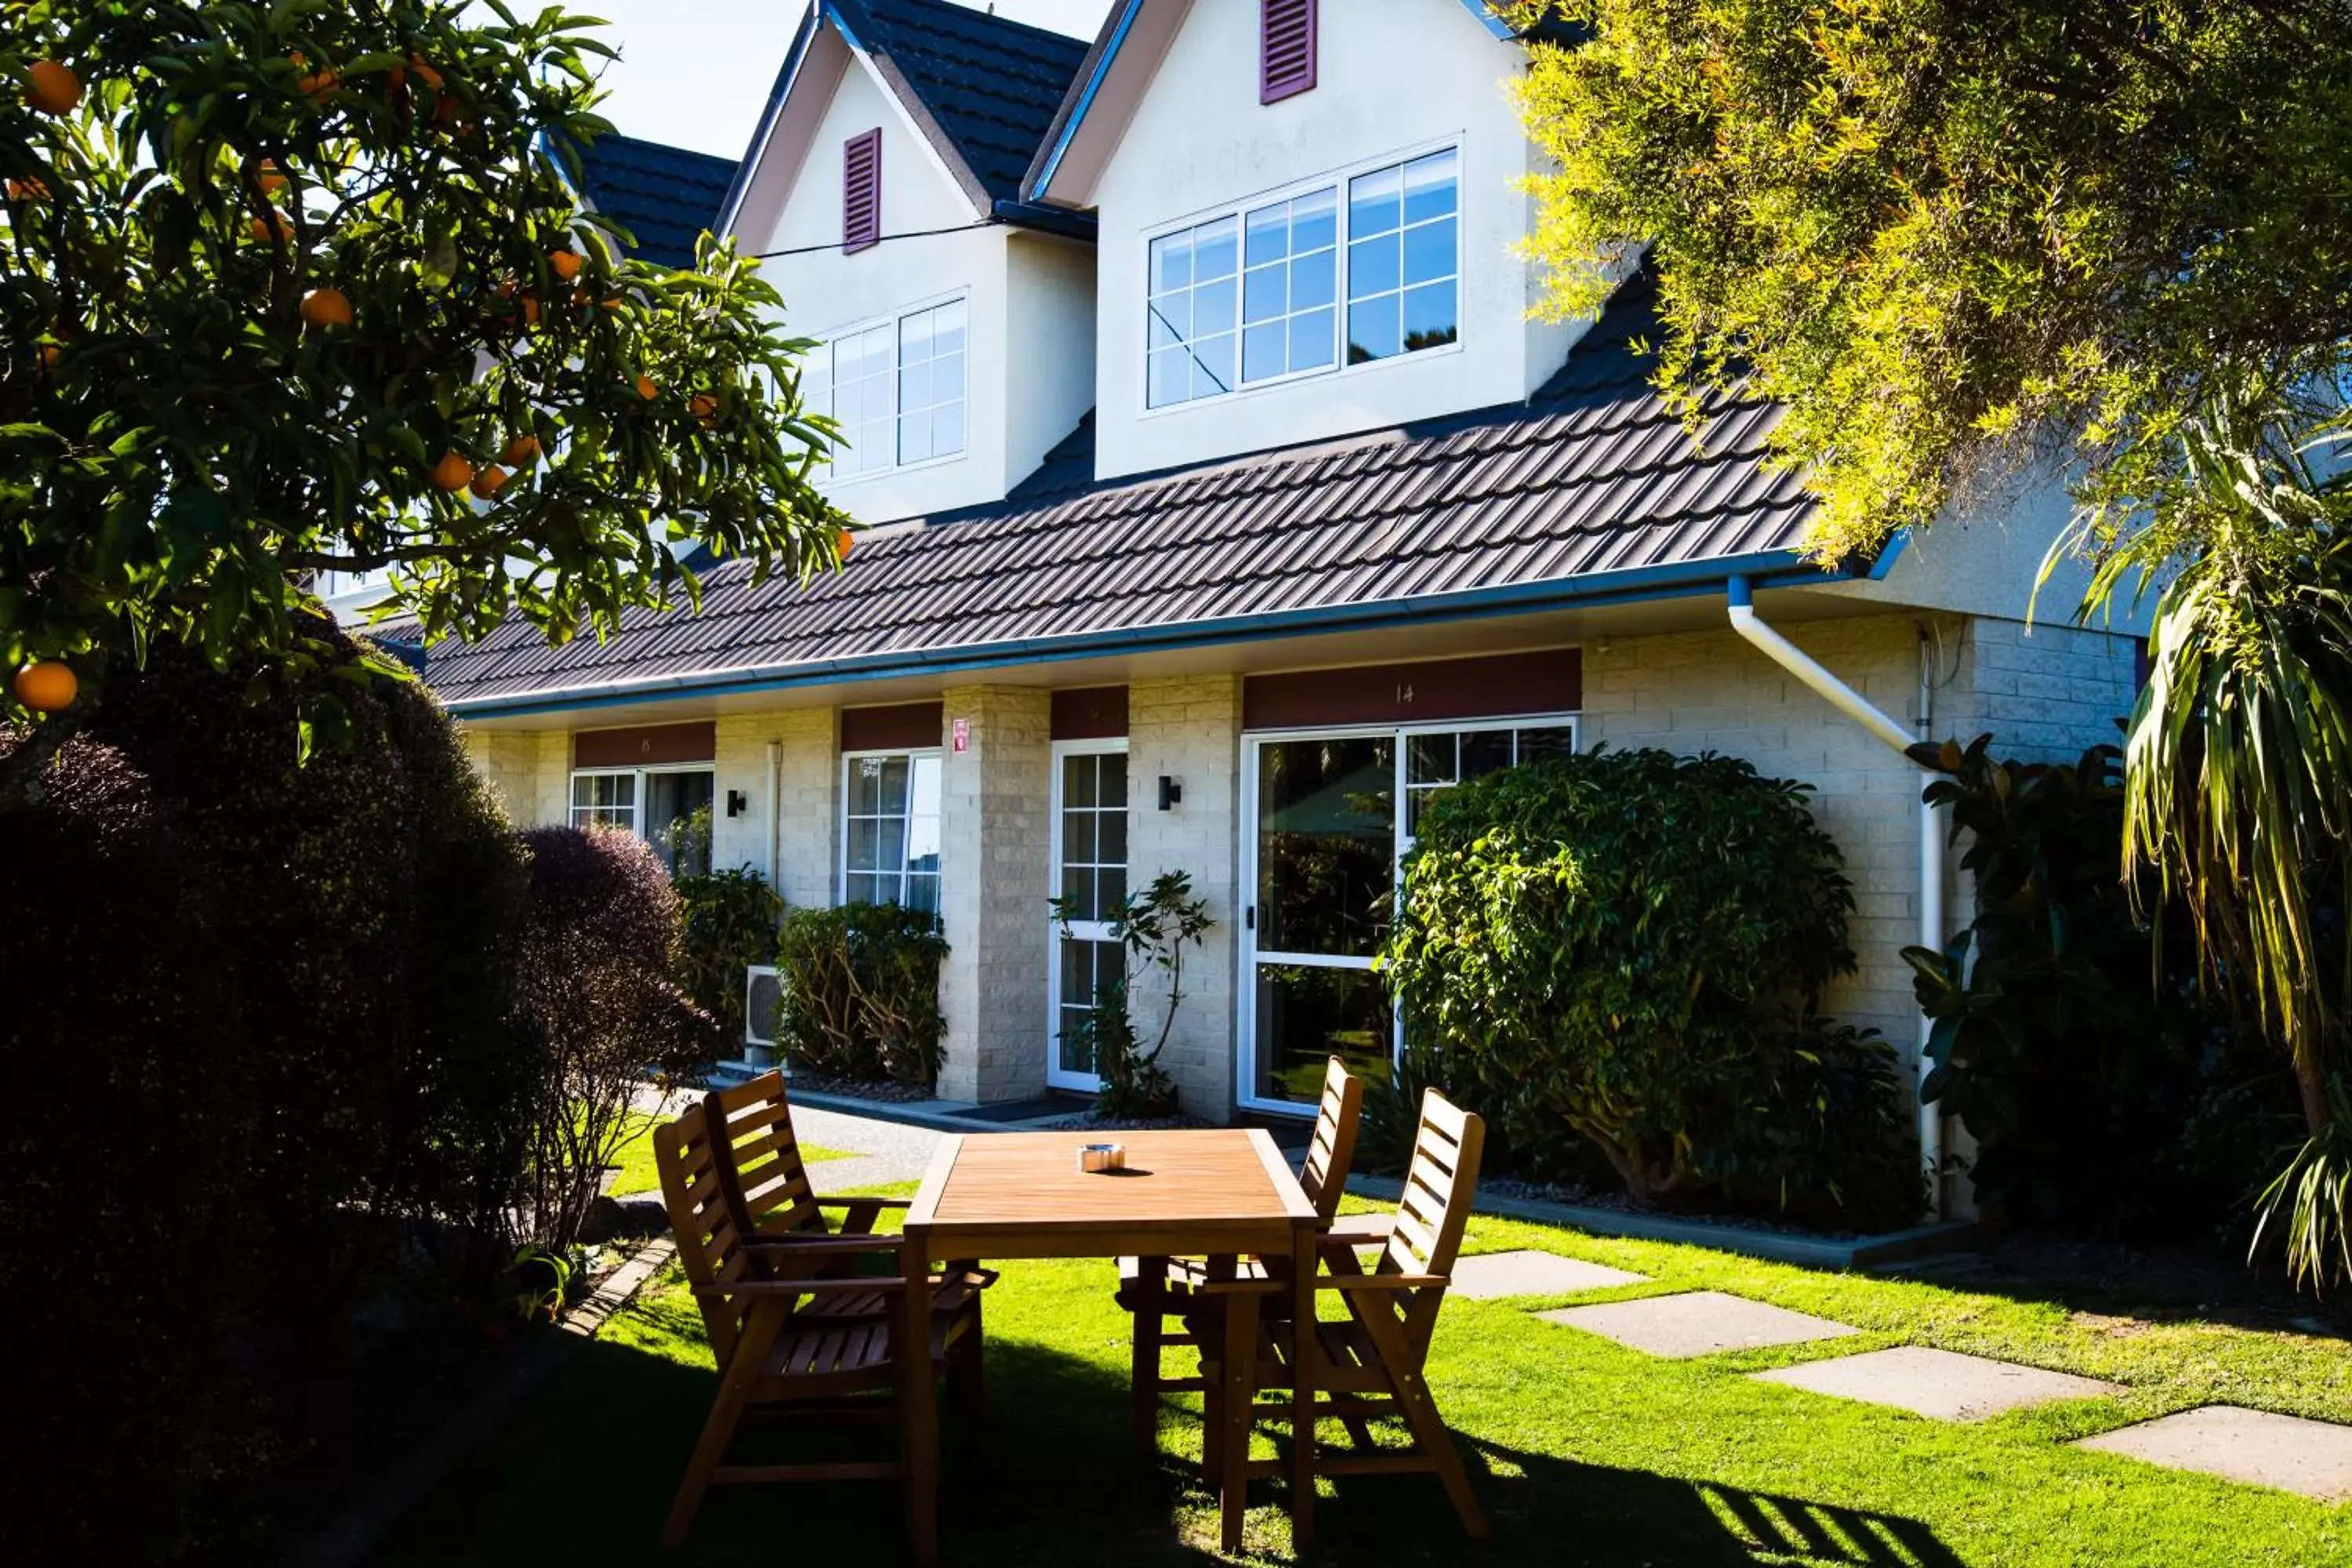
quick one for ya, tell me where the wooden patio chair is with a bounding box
[702,1070,991,1410]
[652,1102,965,1559]
[1188,1087,1490,1544]
[1115,1056,1367,1443]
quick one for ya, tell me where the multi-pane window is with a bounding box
[807,300,967,478]
[1146,145,1460,410]
[1241,186,1338,384]
[896,299,967,466]
[1401,724,1575,836]
[1146,215,1239,408]
[843,752,942,913]
[570,771,637,832]
[1052,748,1130,1082]
[1348,149,1459,364]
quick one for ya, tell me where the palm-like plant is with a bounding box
[2060,376,2352,1289]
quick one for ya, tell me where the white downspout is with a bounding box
[1726,575,1947,1218]
[764,740,783,890]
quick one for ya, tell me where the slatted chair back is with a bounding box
[653,1103,762,1369]
[1373,1088,1485,1348]
[702,1070,825,1243]
[1299,1056,1364,1222]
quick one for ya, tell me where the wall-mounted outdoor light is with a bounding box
[725,789,750,818]
[1157,775,1182,811]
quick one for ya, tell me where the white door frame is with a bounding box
[1046,737,1130,1092]
[1236,714,1581,1117]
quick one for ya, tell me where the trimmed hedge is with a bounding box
[774,902,948,1085]
[1381,747,1919,1229]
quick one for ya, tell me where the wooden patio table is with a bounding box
[904,1128,1320,1552]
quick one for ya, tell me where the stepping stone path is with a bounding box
[1752,1345,2121,1421]
[1540,1290,1860,1358]
[1451,1250,1648,1300]
[2074,1405,2352,1502]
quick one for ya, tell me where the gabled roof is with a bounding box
[573,134,739,269]
[720,0,1095,243]
[422,274,1848,714]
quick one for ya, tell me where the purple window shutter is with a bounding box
[843,128,881,254]
[1261,0,1317,104]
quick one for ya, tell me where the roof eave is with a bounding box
[827,0,996,219]
[715,7,818,240]
[437,547,1842,718]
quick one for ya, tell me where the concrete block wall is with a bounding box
[1955,616,2139,760]
[459,726,568,828]
[1581,615,1933,1060]
[773,706,841,911]
[936,685,1053,1104]
[1126,673,1245,1121]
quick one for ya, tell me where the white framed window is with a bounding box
[1144,142,1461,412]
[841,750,943,913]
[568,766,715,876]
[1348,148,1460,364]
[1146,214,1238,408]
[1047,739,1131,1093]
[896,299,967,465]
[805,294,968,480]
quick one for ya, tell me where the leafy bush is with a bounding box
[0,622,535,1562]
[1907,736,2301,1236]
[674,863,783,1048]
[515,826,718,1249]
[1051,870,1213,1120]
[1381,747,1915,1225]
[773,902,948,1085]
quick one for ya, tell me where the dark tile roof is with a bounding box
[574,134,739,269]
[423,274,1827,710]
[842,0,1091,203]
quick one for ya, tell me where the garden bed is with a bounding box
[783,1068,940,1105]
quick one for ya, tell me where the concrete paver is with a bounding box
[2073,1405,2352,1501]
[1753,1345,2122,1421]
[1539,1290,1860,1358]
[1452,1250,1648,1299]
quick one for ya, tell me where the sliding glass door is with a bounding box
[1238,718,1578,1112]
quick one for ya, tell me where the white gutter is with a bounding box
[1726,575,1947,1218]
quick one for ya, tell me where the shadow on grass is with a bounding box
[375,1324,1969,1567]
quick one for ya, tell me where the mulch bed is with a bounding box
[785,1069,939,1104]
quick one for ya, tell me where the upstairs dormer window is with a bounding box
[1146,144,1457,412]
[843,128,881,254]
[1261,0,1318,103]
[805,294,968,480]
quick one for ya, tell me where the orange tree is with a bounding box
[0,0,844,785]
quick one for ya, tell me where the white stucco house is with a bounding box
[420,0,2140,1217]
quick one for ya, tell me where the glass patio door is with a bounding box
[1243,734,1399,1106]
[1047,742,1129,1091]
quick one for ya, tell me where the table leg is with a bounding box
[1288,1216,1316,1552]
[899,1225,940,1564]
[1132,1254,1167,1450]
[1219,1285,1261,1555]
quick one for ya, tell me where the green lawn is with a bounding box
[604,1110,849,1199]
[373,1190,2350,1566]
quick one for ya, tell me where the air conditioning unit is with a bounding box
[743,964,782,1058]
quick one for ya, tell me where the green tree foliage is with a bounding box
[0,1,844,739]
[673,862,785,1048]
[1509,0,2352,561]
[1051,870,1214,1120]
[1381,748,1918,1225]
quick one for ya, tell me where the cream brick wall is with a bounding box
[774,706,841,911]
[1955,616,2139,761]
[1126,674,1245,1121]
[459,727,568,828]
[1582,617,1937,1060]
[937,686,1053,1104]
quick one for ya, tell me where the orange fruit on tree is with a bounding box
[408,55,445,93]
[26,60,82,116]
[37,343,59,369]
[689,394,718,426]
[469,464,510,499]
[256,158,288,194]
[5,176,47,201]
[517,294,542,327]
[548,249,582,282]
[429,452,475,492]
[251,210,292,243]
[290,53,339,96]
[502,433,541,466]
[833,528,854,561]
[633,374,658,401]
[299,287,353,328]
[13,660,77,712]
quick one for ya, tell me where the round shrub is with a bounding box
[0,620,533,1562]
[1381,746,1915,1224]
[514,825,718,1248]
[774,902,949,1085]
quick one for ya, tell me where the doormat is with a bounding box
[946,1097,1077,1124]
